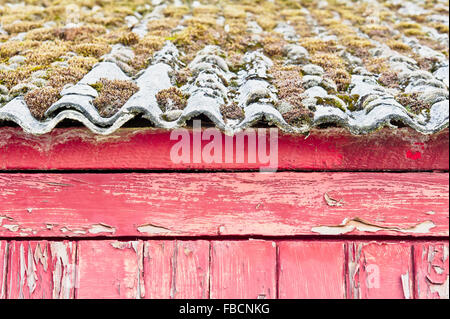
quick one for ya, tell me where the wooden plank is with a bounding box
[143,240,210,299]
[76,240,144,299]
[0,127,447,171]
[278,241,346,299]
[0,172,447,238]
[414,242,449,299]
[6,241,76,299]
[210,240,276,299]
[347,242,413,299]
[0,241,7,299]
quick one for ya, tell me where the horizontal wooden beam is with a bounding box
[0,172,447,238]
[0,127,447,171]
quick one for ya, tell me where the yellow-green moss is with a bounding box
[156,87,189,111]
[92,78,139,117]
[378,71,399,88]
[74,43,110,58]
[2,21,42,34]
[361,24,391,38]
[48,66,86,89]
[163,5,190,19]
[24,86,60,119]
[220,102,245,121]
[386,40,411,52]
[223,5,248,19]
[300,38,337,54]
[395,92,432,114]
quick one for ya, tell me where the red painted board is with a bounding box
[6,241,76,299]
[210,240,276,299]
[278,241,346,299]
[0,127,447,171]
[0,173,447,238]
[0,241,6,299]
[414,242,449,299]
[76,241,144,299]
[347,242,413,299]
[143,240,210,299]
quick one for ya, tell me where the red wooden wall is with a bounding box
[0,127,448,299]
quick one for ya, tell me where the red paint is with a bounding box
[76,240,144,299]
[143,241,210,299]
[278,241,346,299]
[347,242,413,299]
[414,242,449,299]
[0,127,447,171]
[0,241,6,299]
[406,150,422,160]
[0,125,448,299]
[7,241,76,299]
[0,239,448,299]
[0,172,447,238]
[210,240,277,299]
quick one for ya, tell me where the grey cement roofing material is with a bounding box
[0,0,449,135]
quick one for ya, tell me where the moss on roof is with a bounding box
[0,0,448,135]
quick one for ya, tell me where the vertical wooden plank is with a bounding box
[143,241,173,299]
[210,240,276,299]
[278,241,346,299]
[143,240,210,299]
[0,241,7,299]
[414,242,449,299]
[7,241,76,299]
[348,242,413,299]
[76,241,144,299]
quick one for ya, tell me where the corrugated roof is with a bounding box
[0,0,448,135]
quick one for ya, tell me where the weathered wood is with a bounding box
[0,241,7,299]
[76,240,144,299]
[210,240,276,299]
[6,241,76,299]
[347,242,413,299]
[278,241,346,299]
[0,173,447,238]
[0,127,447,171]
[143,240,210,299]
[414,242,449,299]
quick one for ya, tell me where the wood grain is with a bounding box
[210,240,277,299]
[0,172,447,238]
[76,240,144,299]
[278,241,346,299]
[347,242,413,299]
[6,241,76,299]
[0,241,7,299]
[143,240,210,299]
[414,242,449,299]
[0,127,447,171]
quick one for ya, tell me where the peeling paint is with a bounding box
[88,223,116,234]
[3,224,19,232]
[137,224,171,234]
[401,272,411,299]
[311,218,435,235]
[0,215,14,224]
[428,275,450,298]
[324,193,344,207]
[50,242,76,299]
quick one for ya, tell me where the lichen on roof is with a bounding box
[0,0,448,135]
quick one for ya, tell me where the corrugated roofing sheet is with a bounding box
[0,0,448,135]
